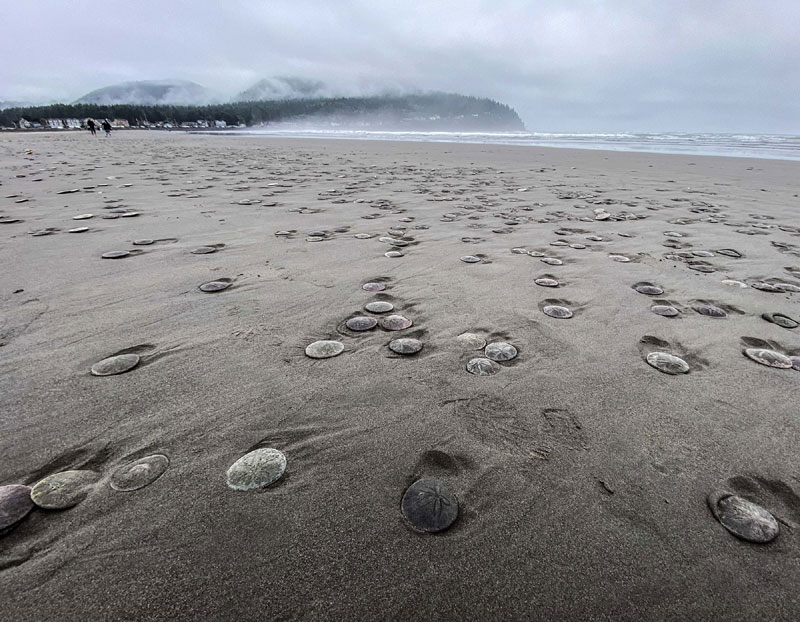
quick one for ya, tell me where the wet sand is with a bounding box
[1,131,799,621]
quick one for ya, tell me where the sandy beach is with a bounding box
[1,131,798,621]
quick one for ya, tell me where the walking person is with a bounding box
[87,118,96,136]
[102,119,112,137]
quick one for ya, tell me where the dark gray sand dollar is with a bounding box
[694,304,727,318]
[466,357,500,376]
[91,353,141,376]
[31,470,99,509]
[226,448,286,491]
[102,251,130,259]
[362,282,386,292]
[634,284,664,295]
[389,338,423,354]
[305,340,345,359]
[460,255,481,263]
[346,316,378,331]
[401,478,458,533]
[191,246,217,254]
[543,305,573,319]
[199,280,232,293]
[456,332,486,349]
[651,304,680,317]
[365,301,394,313]
[535,277,559,287]
[0,485,34,532]
[133,239,154,245]
[743,348,793,368]
[380,314,413,331]
[708,492,779,543]
[485,342,518,362]
[646,352,689,374]
[110,455,169,492]
[763,313,798,329]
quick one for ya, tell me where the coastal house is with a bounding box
[18,118,32,129]
[111,119,130,128]
[64,118,82,129]
[43,119,65,129]
[214,120,227,128]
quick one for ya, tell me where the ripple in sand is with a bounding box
[460,255,481,263]
[466,357,500,376]
[401,478,458,533]
[484,342,517,362]
[708,492,779,543]
[543,305,573,319]
[91,353,140,376]
[69,227,89,233]
[226,448,286,491]
[651,304,680,317]
[389,338,423,354]
[385,251,404,258]
[199,279,232,293]
[346,316,378,331]
[743,348,793,368]
[110,455,169,491]
[762,313,798,329]
[380,314,413,331]
[535,277,559,287]
[634,283,664,295]
[31,470,99,509]
[365,301,394,313]
[73,214,93,220]
[540,257,563,265]
[694,303,727,318]
[457,332,486,349]
[609,254,630,262]
[646,352,689,374]
[133,239,154,245]
[102,250,131,259]
[0,485,34,532]
[362,282,386,292]
[305,340,344,359]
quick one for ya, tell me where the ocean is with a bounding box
[215,128,800,161]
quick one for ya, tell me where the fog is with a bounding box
[1,0,798,133]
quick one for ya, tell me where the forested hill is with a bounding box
[0,93,525,131]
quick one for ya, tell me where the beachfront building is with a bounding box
[214,120,227,128]
[111,119,130,128]
[64,118,82,129]
[18,118,32,129]
[43,119,65,129]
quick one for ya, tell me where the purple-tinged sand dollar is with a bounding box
[362,282,386,292]
[708,492,779,543]
[199,279,232,293]
[389,338,423,354]
[365,301,393,313]
[305,340,344,359]
[485,342,517,362]
[646,352,689,374]
[380,314,413,331]
[401,478,458,533]
[743,348,793,368]
[543,305,573,319]
[0,485,34,533]
[466,357,500,376]
[110,455,169,492]
[91,353,140,376]
[346,316,378,331]
[31,470,99,509]
[226,448,286,491]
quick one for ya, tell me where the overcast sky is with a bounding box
[1,0,797,133]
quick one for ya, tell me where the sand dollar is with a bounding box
[389,338,423,354]
[634,284,664,295]
[199,279,232,292]
[535,277,559,287]
[73,214,93,220]
[743,348,793,368]
[91,353,140,376]
[460,255,481,263]
[0,485,34,532]
[609,254,630,262]
[790,356,800,371]
[133,239,154,245]
[362,282,386,292]
[401,478,458,533]
[305,340,344,359]
[385,251,404,258]
[226,448,286,491]
[456,333,486,349]
[31,470,98,509]
[775,282,800,293]
[110,455,169,491]
[543,305,573,319]
[764,313,798,329]
[540,257,563,265]
[68,227,89,233]
[751,282,784,293]
[717,249,742,258]
[380,314,413,331]
[191,246,217,254]
[708,492,779,543]
[646,352,689,374]
[365,301,394,313]
[346,316,378,331]
[694,304,727,318]
[651,304,680,317]
[485,342,517,362]
[511,247,528,254]
[354,233,374,239]
[102,251,130,259]
[466,357,500,376]
[721,279,748,288]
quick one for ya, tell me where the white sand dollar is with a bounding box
[31,470,99,509]
[485,342,517,362]
[305,340,344,359]
[91,353,140,376]
[226,448,286,491]
[456,332,486,349]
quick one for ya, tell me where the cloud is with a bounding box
[1,0,797,132]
